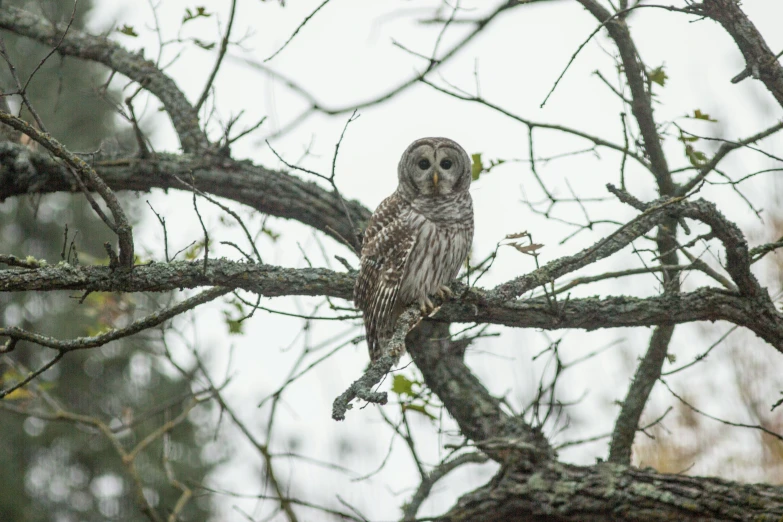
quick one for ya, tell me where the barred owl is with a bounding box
[354,137,474,361]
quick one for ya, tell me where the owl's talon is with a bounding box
[419,296,435,315]
[437,285,454,300]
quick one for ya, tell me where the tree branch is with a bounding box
[492,192,682,301]
[402,452,488,522]
[0,6,209,152]
[678,119,783,195]
[0,110,136,267]
[607,324,672,464]
[575,0,671,190]
[332,306,422,421]
[573,1,684,468]
[195,0,238,112]
[1,260,780,349]
[441,460,783,521]
[0,286,230,351]
[696,0,783,110]
[407,320,553,460]
[240,0,524,139]
[0,142,369,251]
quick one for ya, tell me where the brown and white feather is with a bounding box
[354,194,418,360]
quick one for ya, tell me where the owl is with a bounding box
[354,137,474,361]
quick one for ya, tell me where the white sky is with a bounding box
[76,1,783,519]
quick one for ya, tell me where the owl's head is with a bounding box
[397,137,471,199]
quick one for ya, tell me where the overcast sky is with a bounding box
[78,1,783,519]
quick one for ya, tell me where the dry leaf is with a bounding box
[509,242,544,254]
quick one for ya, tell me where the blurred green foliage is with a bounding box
[0,1,218,520]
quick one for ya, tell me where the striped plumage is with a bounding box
[354,137,474,361]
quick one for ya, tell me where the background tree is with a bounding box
[0,1,216,520]
[1,0,783,520]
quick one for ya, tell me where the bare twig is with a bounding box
[0,110,136,267]
[195,0,238,111]
[422,79,649,169]
[0,350,64,399]
[264,0,332,63]
[0,287,230,352]
[402,452,489,521]
[660,379,783,442]
[678,119,783,195]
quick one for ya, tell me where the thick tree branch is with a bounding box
[1,260,780,349]
[407,320,553,461]
[403,309,783,522]
[492,193,682,301]
[0,259,355,296]
[697,0,783,110]
[404,314,782,522]
[403,317,783,520]
[441,460,783,521]
[0,142,369,251]
[607,324,672,464]
[574,0,683,466]
[0,6,209,153]
[2,143,764,306]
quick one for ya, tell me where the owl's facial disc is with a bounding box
[399,137,471,199]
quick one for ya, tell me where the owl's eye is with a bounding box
[440,159,453,170]
[418,159,431,170]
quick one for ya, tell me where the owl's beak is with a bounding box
[432,171,439,188]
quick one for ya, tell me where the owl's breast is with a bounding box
[398,212,473,305]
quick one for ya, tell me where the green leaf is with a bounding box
[227,319,243,335]
[691,150,707,165]
[471,153,483,181]
[647,65,668,87]
[691,109,717,122]
[391,374,414,396]
[685,144,707,167]
[470,153,505,181]
[262,226,280,242]
[402,403,436,420]
[117,25,138,37]
[223,312,244,335]
[183,6,212,24]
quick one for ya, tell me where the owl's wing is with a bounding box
[354,194,417,360]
